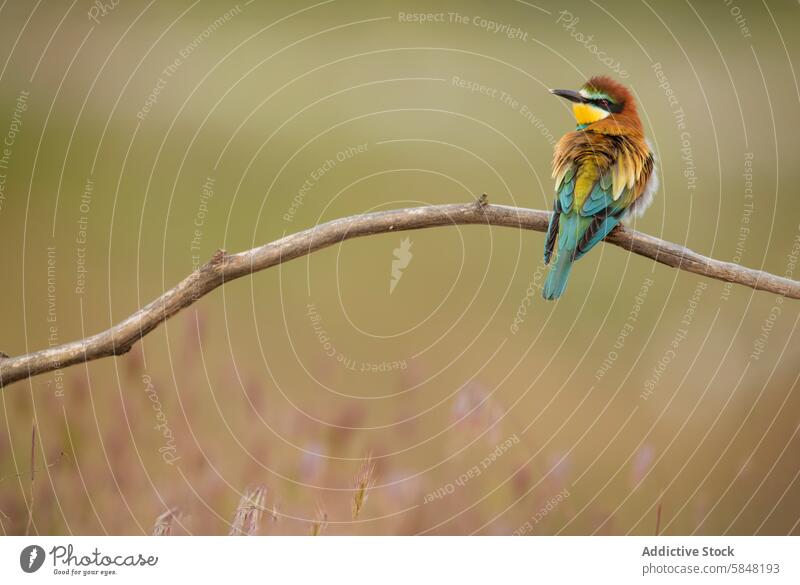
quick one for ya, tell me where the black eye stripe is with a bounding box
[592,98,623,113]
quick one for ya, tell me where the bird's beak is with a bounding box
[549,89,588,104]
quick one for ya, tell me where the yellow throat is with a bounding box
[572,102,610,126]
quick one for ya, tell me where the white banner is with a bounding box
[0,536,797,583]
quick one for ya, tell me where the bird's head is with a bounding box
[550,76,640,132]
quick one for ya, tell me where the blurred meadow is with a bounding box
[1,0,799,535]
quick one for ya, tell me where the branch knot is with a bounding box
[211,249,227,266]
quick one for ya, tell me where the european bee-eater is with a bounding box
[543,76,658,299]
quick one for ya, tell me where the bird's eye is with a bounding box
[597,99,610,110]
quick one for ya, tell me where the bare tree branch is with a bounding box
[1,200,797,389]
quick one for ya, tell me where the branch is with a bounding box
[1,201,797,388]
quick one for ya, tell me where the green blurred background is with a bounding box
[1,0,799,535]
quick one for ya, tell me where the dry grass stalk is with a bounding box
[152,507,181,536]
[352,455,376,520]
[269,501,280,524]
[655,500,663,536]
[229,486,268,536]
[0,450,68,486]
[25,422,36,535]
[310,504,328,536]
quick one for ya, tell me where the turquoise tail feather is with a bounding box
[542,208,623,299]
[543,251,574,300]
[543,211,582,300]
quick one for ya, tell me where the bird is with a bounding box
[542,76,658,300]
